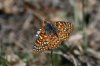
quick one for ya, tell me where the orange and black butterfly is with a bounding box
[32,21,74,53]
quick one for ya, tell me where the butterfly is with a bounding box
[32,21,74,53]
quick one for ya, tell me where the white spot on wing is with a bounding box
[36,29,41,37]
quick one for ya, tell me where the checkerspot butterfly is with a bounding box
[33,21,74,53]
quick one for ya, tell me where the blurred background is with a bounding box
[0,0,100,66]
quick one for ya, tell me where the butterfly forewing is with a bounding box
[55,21,73,40]
[33,32,50,53]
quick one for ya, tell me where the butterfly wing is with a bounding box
[33,22,59,53]
[48,21,74,49]
[55,21,74,40]
[44,35,60,49]
[32,32,51,53]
